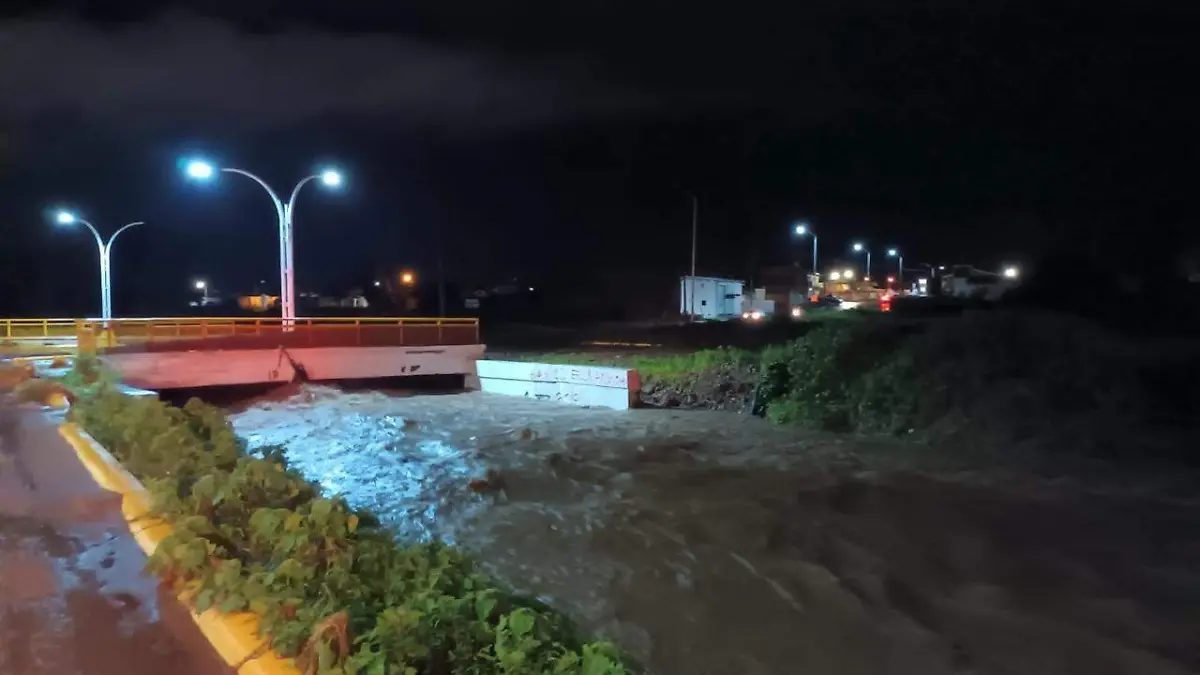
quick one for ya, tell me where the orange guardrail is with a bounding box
[3,317,481,352]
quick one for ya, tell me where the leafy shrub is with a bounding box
[58,354,119,395]
[68,388,630,675]
[759,322,919,433]
[752,310,1200,461]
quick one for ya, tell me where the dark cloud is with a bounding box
[0,11,651,133]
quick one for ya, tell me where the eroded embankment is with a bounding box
[227,385,1200,675]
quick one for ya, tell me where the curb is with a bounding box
[58,422,302,675]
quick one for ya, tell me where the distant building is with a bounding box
[941,265,1019,300]
[679,275,743,320]
[758,265,812,313]
[238,294,279,312]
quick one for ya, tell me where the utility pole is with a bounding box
[681,189,698,320]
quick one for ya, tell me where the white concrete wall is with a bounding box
[104,344,484,390]
[474,360,640,410]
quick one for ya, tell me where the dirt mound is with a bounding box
[638,364,757,411]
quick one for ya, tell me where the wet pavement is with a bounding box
[229,385,1200,675]
[0,401,231,675]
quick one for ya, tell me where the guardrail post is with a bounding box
[355,319,361,347]
[398,319,405,346]
[437,319,443,344]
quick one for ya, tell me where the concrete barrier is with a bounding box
[475,360,640,410]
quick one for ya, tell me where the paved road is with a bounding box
[0,401,231,675]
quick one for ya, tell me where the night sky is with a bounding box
[0,1,1194,317]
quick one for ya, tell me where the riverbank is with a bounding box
[515,309,1200,468]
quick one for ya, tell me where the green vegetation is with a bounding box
[529,310,1200,461]
[65,368,630,675]
[527,347,756,383]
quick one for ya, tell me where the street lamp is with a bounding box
[1003,266,1020,279]
[182,158,344,323]
[52,209,144,322]
[852,242,871,280]
[887,248,904,288]
[792,221,818,273]
[194,279,209,303]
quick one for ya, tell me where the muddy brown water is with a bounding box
[225,385,1200,675]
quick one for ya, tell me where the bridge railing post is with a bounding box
[75,320,97,355]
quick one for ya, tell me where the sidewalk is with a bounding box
[0,401,232,675]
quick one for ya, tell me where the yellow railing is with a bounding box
[3,317,480,349]
[1,318,82,340]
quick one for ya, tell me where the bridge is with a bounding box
[2,316,484,389]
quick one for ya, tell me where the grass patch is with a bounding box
[517,347,756,383]
[66,362,632,675]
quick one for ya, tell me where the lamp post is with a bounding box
[852,242,872,280]
[194,279,209,304]
[52,210,144,322]
[183,159,342,323]
[793,222,818,273]
[887,248,904,288]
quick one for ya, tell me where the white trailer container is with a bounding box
[679,275,744,320]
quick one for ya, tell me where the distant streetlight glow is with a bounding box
[320,169,343,187]
[185,160,215,180]
[374,280,382,287]
[1003,266,1020,279]
[49,209,145,321]
[829,270,842,281]
[843,269,855,280]
[194,280,206,290]
[400,271,416,286]
[182,157,345,323]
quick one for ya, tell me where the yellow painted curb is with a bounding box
[58,423,302,675]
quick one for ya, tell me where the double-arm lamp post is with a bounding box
[182,160,343,323]
[52,210,144,323]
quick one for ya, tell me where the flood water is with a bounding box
[228,385,1200,675]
